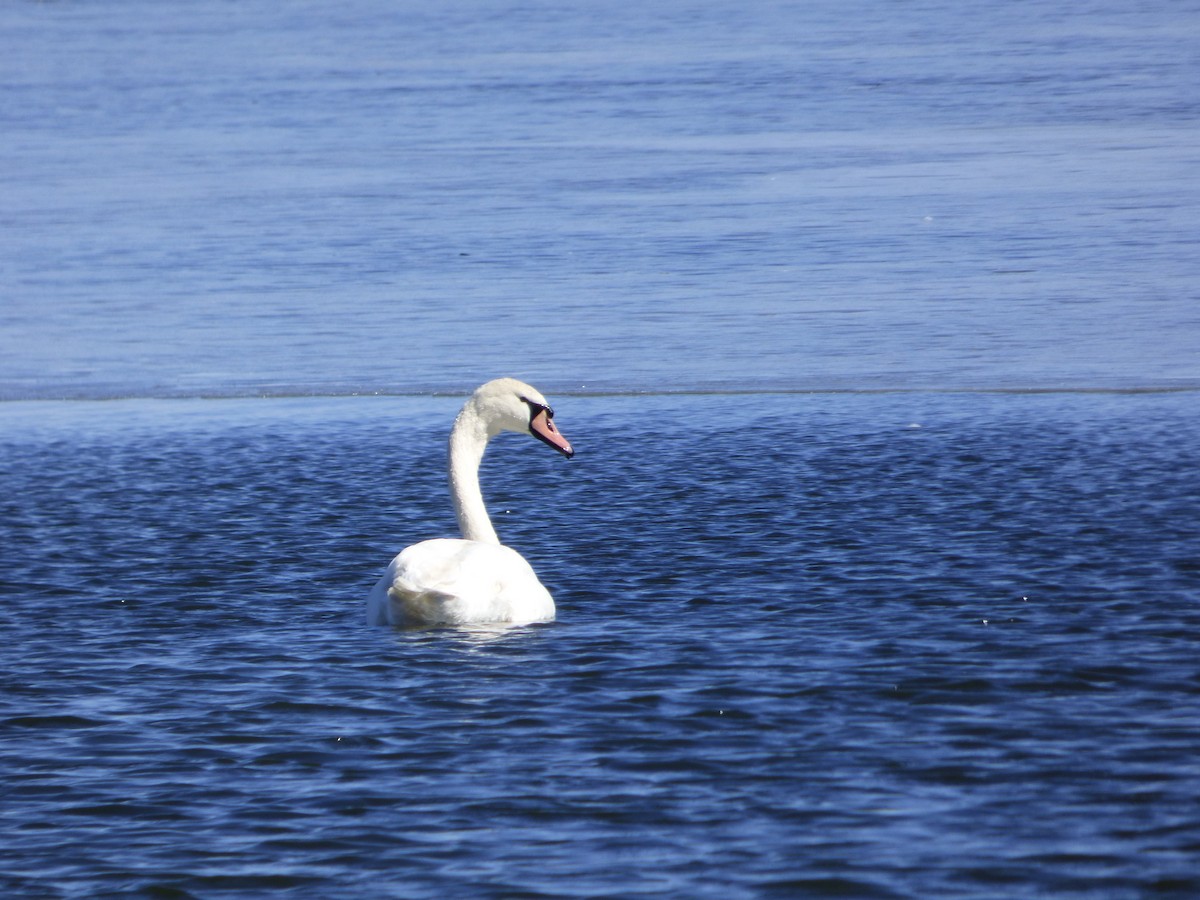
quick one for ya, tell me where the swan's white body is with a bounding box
[366,378,573,627]
[367,538,555,626]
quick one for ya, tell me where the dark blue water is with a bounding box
[3,391,1199,897]
[3,0,1200,894]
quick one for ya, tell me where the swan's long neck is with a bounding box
[448,402,500,545]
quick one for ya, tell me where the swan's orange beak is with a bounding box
[530,408,574,458]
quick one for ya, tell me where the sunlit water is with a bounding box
[2,0,1199,897]
[1,0,1197,398]
[3,392,1199,897]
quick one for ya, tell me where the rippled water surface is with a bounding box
[3,0,1200,895]
[2,0,1198,397]
[3,392,1199,897]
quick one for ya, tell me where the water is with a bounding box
[1,0,1197,397]
[3,392,1199,898]
[3,0,1200,896]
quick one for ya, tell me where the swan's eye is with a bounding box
[521,397,553,420]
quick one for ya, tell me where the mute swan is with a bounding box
[366,378,574,627]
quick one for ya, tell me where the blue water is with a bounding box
[3,0,1200,896]
[3,392,1199,898]
[1,0,1197,397]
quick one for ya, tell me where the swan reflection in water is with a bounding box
[391,622,556,650]
[367,378,574,628]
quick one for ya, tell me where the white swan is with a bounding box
[366,378,574,627]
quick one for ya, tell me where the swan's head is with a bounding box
[469,378,574,458]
